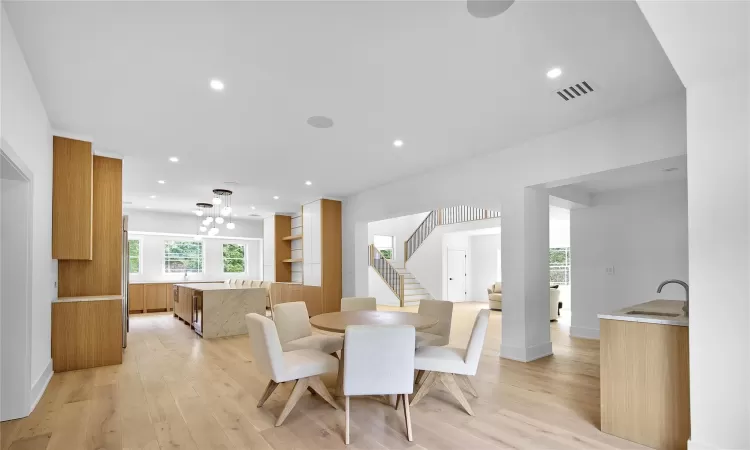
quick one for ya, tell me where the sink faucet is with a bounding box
[184,269,189,281]
[657,279,689,316]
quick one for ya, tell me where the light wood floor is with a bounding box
[1,302,646,450]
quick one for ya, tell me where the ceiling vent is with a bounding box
[123,201,133,205]
[555,81,594,101]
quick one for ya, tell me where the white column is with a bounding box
[500,187,552,362]
[686,70,749,450]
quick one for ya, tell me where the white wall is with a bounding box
[468,233,501,301]
[1,10,56,406]
[126,210,263,283]
[570,180,688,339]
[368,212,429,264]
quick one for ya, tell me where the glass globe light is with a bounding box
[193,235,202,241]
[205,216,213,223]
[221,207,230,217]
[195,210,203,217]
[226,222,236,230]
[199,225,207,232]
[209,227,219,235]
[215,217,225,224]
[212,197,222,205]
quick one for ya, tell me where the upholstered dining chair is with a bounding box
[340,297,377,312]
[415,300,453,348]
[244,313,340,426]
[343,325,416,444]
[273,302,343,355]
[410,309,490,416]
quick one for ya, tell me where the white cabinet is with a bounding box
[263,216,275,281]
[303,200,322,286]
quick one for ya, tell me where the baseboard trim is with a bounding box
[29,359,53,414]
[570,326,600,340]
[500,341,553,362]
[687,439,720,450]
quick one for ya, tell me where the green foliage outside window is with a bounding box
[129,239,140,274]
[549,247,571,285]
[164,241,203,273]
[223,244,246,273]
[379,249,393,260]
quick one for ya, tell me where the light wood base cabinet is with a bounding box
[52,299,123,372]
[129,283,175,313]
[270,283,323,315]
[600,319,690,450]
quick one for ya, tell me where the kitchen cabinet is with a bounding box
[301,199,341,313]
[270,282,322,316]
[129,284,144,313]
[52,136,93,260]
[175,286,193,325]
[144,283,167,312]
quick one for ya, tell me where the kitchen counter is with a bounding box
[598,299,687,326]
[54,295,122,303]
[129,280,223,285]
[173,282,260,291]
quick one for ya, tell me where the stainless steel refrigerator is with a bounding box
[121,215,129,348]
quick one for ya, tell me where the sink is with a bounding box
[626,310,680,318]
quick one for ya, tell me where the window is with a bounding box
[550,247,571,285]
[164,241,204,273]
[373,235,394,260]
[223,243,246,273]
[128,239,141,274]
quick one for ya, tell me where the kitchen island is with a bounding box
[174,283,266,338]
[599,300,689,450]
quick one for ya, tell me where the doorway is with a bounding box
[447,249,466,301]
[1,145,33,421]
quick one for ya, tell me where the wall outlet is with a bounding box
[605,266,615,275]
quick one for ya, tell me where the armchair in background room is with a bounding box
[487,282,502,311]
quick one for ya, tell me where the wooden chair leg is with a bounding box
[395,394,401,410]
[330,352,340,359]
[410,371,438,406]
[345,396,350,445]
[402,394,413,442]
[336,344,346,396]
[308,376,340,410]
[440,373,474,416]
[457,374,478,397]
[415,370,426,385]
[257,380,279,408]
[276,378,309,426]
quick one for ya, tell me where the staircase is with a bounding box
[369,205,500,307]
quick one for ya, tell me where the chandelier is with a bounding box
[193,189,236,238]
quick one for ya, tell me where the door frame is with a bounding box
[446,248,467,302]
[0,139,34,421]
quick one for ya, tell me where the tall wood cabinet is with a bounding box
[303,199,342,313]
[52,136,93,260]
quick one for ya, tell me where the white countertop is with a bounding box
[173,282,262,291]
[129,280,223,285]
[598,299,688,327]
[54,295,123,303]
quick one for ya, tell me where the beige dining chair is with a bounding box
[410,309,490,416]
[245,313,340,426]
[415,300,453,348]
[273,302,343,355]
[340,297,377,312]
[343,325,416,444]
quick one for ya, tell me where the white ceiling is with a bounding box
[559,155,687,195]
[6,0,682,217]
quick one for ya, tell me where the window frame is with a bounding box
[128,237,142,275]
[163,240,205,274]
[549,247,571,285]
[222,242,248,275]
[373,235,395,260]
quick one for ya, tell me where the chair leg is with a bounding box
[395,393,401,410]
[336,343,346,396]
[414,370,426,385]
[308,376,340,410]
[345,396,350,445]
[276,378,310,426]
[410,371,438,406]
[440,373,474,416]
[402,394,413,442]
[257,380,279,408]
[457,374,478,397]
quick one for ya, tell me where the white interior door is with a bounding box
[447,249,466,302]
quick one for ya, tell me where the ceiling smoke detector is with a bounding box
[467,0,515,18]
[307,116,334,129]
[555,81,595,101]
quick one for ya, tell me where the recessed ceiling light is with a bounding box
[305,181,312,186]
[663,167,679,172]
[169,157,179,163]
[145,206,151,209]
[393,139,404,148]
[547,67,562,79]
[149,195,157,199]
[210,79,224,91]
[273,196,279,200]
[251,206,256,210]
[157,180,166,184]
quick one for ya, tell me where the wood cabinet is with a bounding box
[129,284,144,313]
[52,299,122,372]
[58,156,122,297]
[270,283,322,316]
[144,283,168,311]
[302,199,341,313]
[52,136,93,260]
[175,286,193,324]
